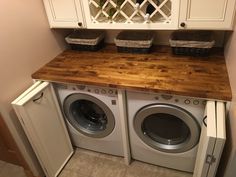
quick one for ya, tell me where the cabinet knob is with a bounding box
[78,22,83,27]
[180,22,186,28]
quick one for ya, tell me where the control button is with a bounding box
[154,96,159,100]
[193,100,199,105]
[87,89,91,92]
[77,85,86,90]
[161,94,173,100]
[94,89,99,94]
[101,89,106,94]
[184,99,191,104]
[108,90,113,94]
[175,99,179,103]
[202,100,206,105]
[111,100,116,105]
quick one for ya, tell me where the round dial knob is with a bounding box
[101,89,106,94]
[184,99,191,104]
[108,90,113,94]
[193,100,199,105]
[180,22,186,28]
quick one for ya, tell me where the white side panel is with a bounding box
[208,101,226,177]
[12,82,73,177]
[118,90,131,165]
[193,101,216,177]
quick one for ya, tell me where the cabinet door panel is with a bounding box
[179,0,236,29]
[193,101,226,177]
[12,82,73,177]
[188,0,227,19]
[43,0,85,28]
[50,0,78,20]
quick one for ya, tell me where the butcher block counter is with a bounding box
[32,45,232,101]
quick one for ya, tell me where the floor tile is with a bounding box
[60,148,193,177]
[98,152,124,163]
[0,162,27,177]
[124,160,158,177]
[64,148,99,176]
[154,165,193,177]
[59,169,89,177]
[91,155,127,177]
[0,160,6,169]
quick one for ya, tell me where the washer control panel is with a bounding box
[57,84,118,97]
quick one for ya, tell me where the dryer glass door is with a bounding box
[134,104,200,153]
[142,113,190,146]
[63,93,115,138]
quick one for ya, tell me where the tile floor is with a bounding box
[0,160,27,177]
[59,148,193,177]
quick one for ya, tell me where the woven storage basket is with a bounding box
[169,31,215,56]
[65,30,105,51]
[114,31,155,53]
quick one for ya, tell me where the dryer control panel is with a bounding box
[153,93,206,107]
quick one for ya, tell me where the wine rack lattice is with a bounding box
[88,0,172,24]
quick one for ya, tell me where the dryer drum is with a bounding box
[134,104,200,153]
[63,93,115,138]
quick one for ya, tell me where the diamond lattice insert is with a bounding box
[88,0,172,24]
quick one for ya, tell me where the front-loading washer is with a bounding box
[54,83,124,156]
[127,91,206,172]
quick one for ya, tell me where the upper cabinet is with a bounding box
[81,0,180,29]
[43,0,85,28]
[42,0,236,30]
[179,0,236,30]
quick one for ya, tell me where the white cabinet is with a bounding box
[81,0,180,29]
[12,81,73,177]
[179,0,236,30]
[194,101,226,177]
[43,0,85,28]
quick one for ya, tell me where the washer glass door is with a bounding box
[63,93,115,138]
[134,104,200,153]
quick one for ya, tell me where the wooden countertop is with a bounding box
[32,45,232,101]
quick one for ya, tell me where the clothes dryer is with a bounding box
[127,91,206,172]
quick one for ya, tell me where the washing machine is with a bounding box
[127,91,206,172]
[55,83,124,156]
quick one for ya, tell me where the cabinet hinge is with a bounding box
[19,116,25,126]
[205,154,216,165]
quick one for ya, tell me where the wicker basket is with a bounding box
[169,31,215,56]
[114,31,155,53]
[65,30,105,51]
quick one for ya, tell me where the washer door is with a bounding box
[63,93,115,138]
[134,104,200,153]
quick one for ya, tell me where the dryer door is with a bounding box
[63,93,115,138]
[134,104,200,153]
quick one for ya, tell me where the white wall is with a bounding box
[0,0,67,176]
[218,21,236,177]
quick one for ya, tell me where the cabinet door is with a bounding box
[82,0,180,29]
[179,0,236,30]
[12,81,73,177]
[193,101,226,177]
[43,0,85,28]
